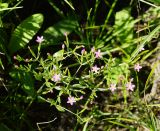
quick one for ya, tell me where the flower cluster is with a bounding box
[81,46,102,58]
[108,78,136,92]
[34,37,141,106]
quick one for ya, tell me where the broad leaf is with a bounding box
[114,9,135,43]
[43,18,78,46]
[8,13,43,54]
[0,3,8,12]
[113,9,139,54]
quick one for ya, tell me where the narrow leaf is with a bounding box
[130,25,160,61]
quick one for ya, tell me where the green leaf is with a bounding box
[37,96,48,103]
[56,105,65,112]
[8,13,43,54]
[48,99,65,112]
[130,24,160,61]
[53,50,64,61]
[114,9,135,43]
[0,17,2,27]
[43,18,78,46]
[9,69,35,97]
[0,3,8,10]
[0,58,4,69]
[64,0,75,10]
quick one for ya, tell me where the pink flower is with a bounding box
[51,73,61,82]
[126,78,135,91]
[36,36,44,43]
[64,32,68,36]
[25,58,29,62]
[13,56,17,60]
[80,95,83,99]
[67,96,76,105]
[109,83,116,92]
[91,47,95,52]
[95,49,102,58]
[81,48,86,54]
[62,44,65,49]
[47,53,51,56]
[91,65,100,73]
[134,63,142,72]
[140,47,145,51]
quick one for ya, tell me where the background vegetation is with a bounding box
[0,0,160,130]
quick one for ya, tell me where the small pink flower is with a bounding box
[91,65,100,73]
[51,73,61,82]
[36,36,44,43]
[81,48,86,54]
[47,53,51,56]
[91,47,95,52]
[80,95,83,99]
[140,47,145,51]
[64,32,68,36]
[62,44,65,49]
[109,83,116,92]
[13,56,17,60]
[134,63,142,72]
[67,96,76,105]
[126,78,135,91]
[95,49,102,58]
[25,58,29,62]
